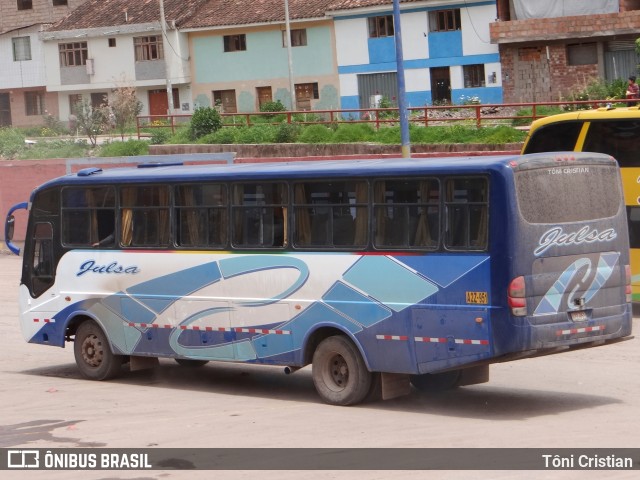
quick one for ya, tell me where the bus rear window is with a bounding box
[523,121,582,154]
[515,165,621,223]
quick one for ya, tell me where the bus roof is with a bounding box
[32,153,616,191]
[529,105,640,130]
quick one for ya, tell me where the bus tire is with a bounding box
[174,358,209,367]
[312,335,372,406]
[410,370,462,392]
[74,321,123,381]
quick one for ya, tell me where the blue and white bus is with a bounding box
[4,154,633,405]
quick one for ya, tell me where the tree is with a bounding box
[110,85,143,140]
[74,99,110,147]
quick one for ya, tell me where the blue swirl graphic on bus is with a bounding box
[534,253,619,315]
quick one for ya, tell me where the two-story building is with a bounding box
[491,0,640,102]
[40,0,207,122]
[328,0,502,110]
[180,0,340,113]
[0,0,87,127]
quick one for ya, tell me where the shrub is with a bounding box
[0,128,26,158]
[199,127,238,144]
[274,123,301,143]
[166,127,192,144]
[297,124,334,143]
[332,123,376,143]
[260,100,286,114]
[189,107,222,139]
[98,139,149,157]
[149,129,171,145]
[235,125,277,144]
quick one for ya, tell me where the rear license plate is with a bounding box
[569,310,588,322]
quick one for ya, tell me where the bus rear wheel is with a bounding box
[74,321,123,381]
[410,370,462,392]
[312,335,372,406]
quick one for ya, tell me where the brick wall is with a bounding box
[0,0,88,33]
[491,10,640,43]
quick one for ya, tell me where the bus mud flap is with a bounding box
[381,373,411,400]
[129,356,159,372]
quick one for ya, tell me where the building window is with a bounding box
[282,29,307,47]
[25,91,45,116]
[567,43,597,66]
[134,36,163,61]
[108,38,116,47]
[59,42,88,66]
[213,89,237,113]
[69,94,83,115]
[429,9,462,32]
[12,36,31,61]
[91,92,108,108]
[368,15,394,38]
[224,35,246,52]
[463,64,485,88]
[53,0,68,6]
[17,0,32,11]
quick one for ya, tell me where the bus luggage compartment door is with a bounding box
[412,307,492,374]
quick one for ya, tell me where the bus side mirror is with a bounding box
[5,202,28,256]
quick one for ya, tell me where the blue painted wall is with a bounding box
[428,31,463,59]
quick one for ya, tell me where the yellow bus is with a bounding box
[522,106,640,300]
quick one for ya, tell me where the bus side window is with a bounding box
[292,181,368,249]
[523,122,582,154]
[232,183,287,248]
[121,186,170,247]
[373,178,440,249]
[61,187,116,247]
[175,184,228,248]
[30,222,55,297]
[445,177,488,250]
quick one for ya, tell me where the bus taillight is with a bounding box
[625,265,632,303]
[508,276,527,316]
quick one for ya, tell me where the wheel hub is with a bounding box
[81,334,103,367]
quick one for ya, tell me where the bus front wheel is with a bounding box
[312,335,372,406]
[74,321,123,381]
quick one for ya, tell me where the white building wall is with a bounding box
[405,68,430,96]
[88,36,136,86]
[461,4,497,56]
[400,11,428,61]
[334,18,369,66]
[339,73,359,97]
[0,26,47,88]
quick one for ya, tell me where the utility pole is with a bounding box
[159,0,174,114]
[284,0,296,110]
[392,0,410,158]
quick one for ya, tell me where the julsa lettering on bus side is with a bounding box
[76,260,140,277]
[535,226,617,257]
